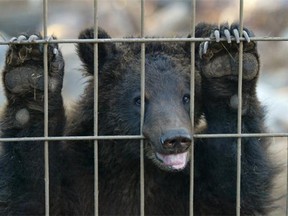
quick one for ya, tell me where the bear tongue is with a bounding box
[156,152,188,170]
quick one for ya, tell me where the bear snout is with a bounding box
[160,129,192,153]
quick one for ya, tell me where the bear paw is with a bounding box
[4,34,64,95]
[199,24,259,81]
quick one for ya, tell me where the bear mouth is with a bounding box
[155,151,189,171]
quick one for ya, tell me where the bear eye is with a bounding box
[182,94,190,105]
[134,96,141,106]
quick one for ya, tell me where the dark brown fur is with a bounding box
[0,23,278,215]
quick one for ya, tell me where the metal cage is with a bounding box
[0,0,287,215]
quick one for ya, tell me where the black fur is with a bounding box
[0,23,277,215]
[0,35,65,215]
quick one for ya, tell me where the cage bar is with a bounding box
[189,0,196,215]
[42,0,50,215]
[140,0,145,215]
[3,36,288,45]
[236,0,244,215]
[287,137,288,216]
[93,0,99,215]
[0,133,287,143]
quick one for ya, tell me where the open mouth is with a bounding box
[155,151,189,170]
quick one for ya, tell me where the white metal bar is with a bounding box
[236,0,244,215]
[94,0,99,215]
[0,133,287,143]
[3,36,288,45]
[286,137,288,216]
[1,132,288,142]
[43,0,49,215]
[140,0,145,215]
[189,0,196,215]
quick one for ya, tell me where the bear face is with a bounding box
[114,53,194,171]
[78,30,203,172]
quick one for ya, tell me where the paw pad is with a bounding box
[199,25,259,80]
[15,108,30,126]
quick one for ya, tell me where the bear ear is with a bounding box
[77,27,117,75]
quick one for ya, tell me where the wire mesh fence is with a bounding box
[0,0,287,216]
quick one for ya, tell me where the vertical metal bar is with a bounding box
[236,0,244,215]
[43,0,49,215]
[140,0,145,215]
[286,137,288,216]
[94,0,99,215]
[189,0,196,215]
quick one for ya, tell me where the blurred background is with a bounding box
[0,0,287,214]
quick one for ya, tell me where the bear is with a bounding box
[0,23,277,215]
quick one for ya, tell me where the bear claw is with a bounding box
[17,35,27,43]
[214,30,220,42]
[53,48,58,56]
[7,34,59,66]
[199,28,253,59]
[9,37,17,43]
[223,29,232,43]
[243,31,250,42]
[232,29,240,43]
[28,35,39,42]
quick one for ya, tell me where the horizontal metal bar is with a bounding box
[194,133,288,138]
[2,36,288,45]
[0,133,287,142]
[0,135,144,142]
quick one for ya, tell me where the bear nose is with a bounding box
[160,129,192,152]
